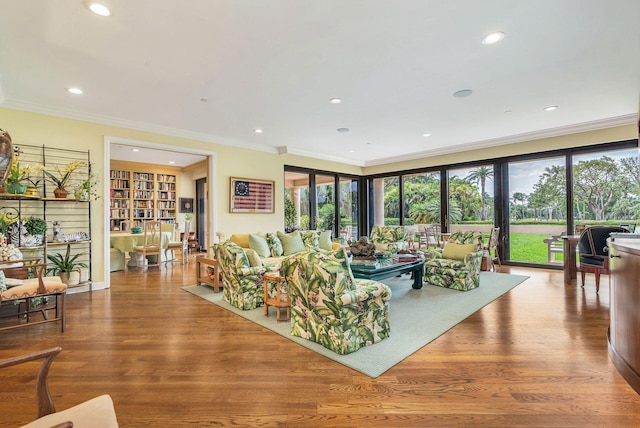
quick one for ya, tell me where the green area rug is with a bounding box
[182,271,528,378]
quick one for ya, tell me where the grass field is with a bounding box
[509,233,563,264]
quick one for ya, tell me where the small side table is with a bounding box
[196,256,222,292]
[263,271,290,322]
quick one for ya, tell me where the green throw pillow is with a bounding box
[249,234,270,258]
[442,243,478,261]
[244,248,263,267]
[319,230,333,251]
[277,230,306,255]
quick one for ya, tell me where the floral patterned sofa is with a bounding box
[423,231,484,291]
[213,230,341,310]
[213,241,268,310]
[369,225,409,254]
[281,248,392,354]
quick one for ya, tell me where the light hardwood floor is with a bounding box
[1,256,640,427]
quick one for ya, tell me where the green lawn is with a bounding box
[509,233,563,264]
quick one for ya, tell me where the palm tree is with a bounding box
[467,166,494,220]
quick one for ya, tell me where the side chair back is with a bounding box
[578,225,627,293]
[134,220,162,270]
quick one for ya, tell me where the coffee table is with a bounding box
[350,258,425,289]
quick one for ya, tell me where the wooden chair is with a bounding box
[484,226,501,270]
[1,259,67,332]
[426,224,444,248]
[0,347,119,427]
[578,225,628,293]
[543,231,565,264]
[165,222,190,265]
[134,220,162,270]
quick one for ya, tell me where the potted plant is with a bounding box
[4,156,45,195]
[75,168,100,201]
[23,216,47,246]
[46,244,87,286]
[44,160,85,198]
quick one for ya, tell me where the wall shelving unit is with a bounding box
[0,144,92,289]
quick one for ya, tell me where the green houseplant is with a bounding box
[24,216,47,236]
[44,160,85,198]
[46,244,87,286]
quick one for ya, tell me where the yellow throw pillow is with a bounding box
[229,233,250,248]
[442,243,478,261]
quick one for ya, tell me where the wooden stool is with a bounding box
[263,271,290,322]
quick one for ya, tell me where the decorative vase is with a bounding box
[0,185,6,193]
[53,188,68,199]
[60,271,80,286]
[6,181,26,194]
[75,187,89,201]
[25,186,38,197]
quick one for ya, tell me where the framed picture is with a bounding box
[230,177,275,213]
[179,197,194,213]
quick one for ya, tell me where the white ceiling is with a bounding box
[110,143,206,168]
[0,1,638,167]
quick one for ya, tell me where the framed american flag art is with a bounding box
[230,177,275,213]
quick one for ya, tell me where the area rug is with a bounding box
[182,271,528,378]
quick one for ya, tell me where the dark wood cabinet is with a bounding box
[608,240,640,395]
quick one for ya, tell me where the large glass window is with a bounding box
[572,148,640,230]
[448,165,494,231]
[371,176,399,226]
[339,177,358,241]
[508,156,566,264]
[315,174,335,232]
[284,170,310,231]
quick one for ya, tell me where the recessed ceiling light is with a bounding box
[131,148,140,152]
[453,89,473,98]
[169,161,175,164]
[422,133,432,137]
[254,129,263,134]
[348,150,355,153]
[84,1,111,16]
[66,87,83,95]
[544,105,558,111]
[337,128,349,133]
[481,32,505,45]
[330,98,342,104]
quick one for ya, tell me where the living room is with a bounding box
[1,1,640,426]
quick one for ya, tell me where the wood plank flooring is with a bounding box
[1,255,640,427]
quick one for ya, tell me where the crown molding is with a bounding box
[364,114,639,167]
[0,99,276,154]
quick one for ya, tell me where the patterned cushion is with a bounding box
[300,230,320,248]
[266,233,283,257]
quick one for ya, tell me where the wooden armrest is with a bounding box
[0,347,62,418]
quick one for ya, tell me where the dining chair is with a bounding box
[578,225,628,293]
[165,222,190,265]
[134,220,162,270]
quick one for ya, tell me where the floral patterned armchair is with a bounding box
[281,248,392,354]
[424,231,484,291]
[213,241,267,310]
[369,225,409,254]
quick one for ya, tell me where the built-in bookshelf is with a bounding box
[109,161,178,231]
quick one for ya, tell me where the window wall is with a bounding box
[284,167,361,238]
[363,139,637,267]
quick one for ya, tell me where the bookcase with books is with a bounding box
[109,161,178,231]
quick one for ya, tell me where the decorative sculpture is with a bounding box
[0,129,14,187]
[52,220,90,242]
[348,236,376,257]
